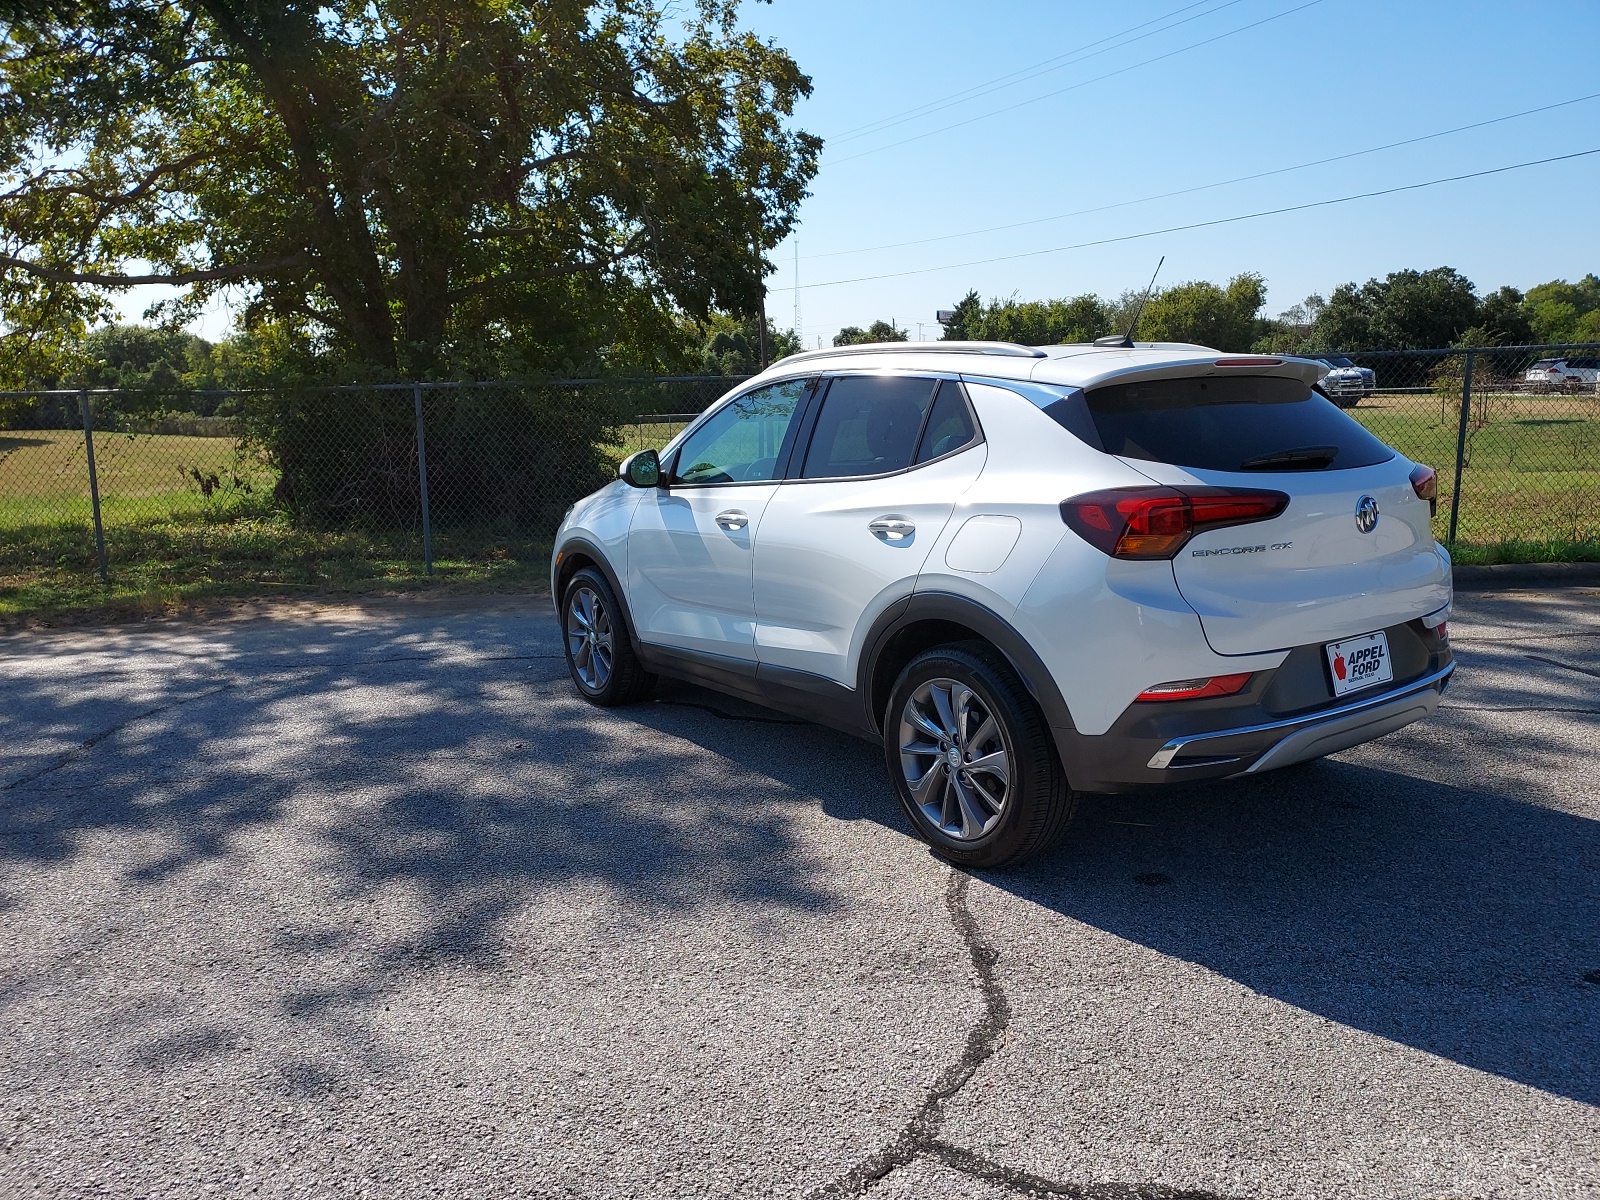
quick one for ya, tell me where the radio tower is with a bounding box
[793,239,801,348]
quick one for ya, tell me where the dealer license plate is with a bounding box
[1325,630,1393,697]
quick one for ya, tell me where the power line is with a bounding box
[826,0,1329,168]
[805,90,1600,262]
[769,148,1600,293]
[829,0,1246,146]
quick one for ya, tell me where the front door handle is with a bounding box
[715,509,749,531]
[869,517,916,542]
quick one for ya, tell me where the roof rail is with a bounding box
[778,340,1048,366]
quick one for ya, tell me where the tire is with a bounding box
[884,642,1077,868]
[561,567,656,706]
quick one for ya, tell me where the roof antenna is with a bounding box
[1095,255,1164,348]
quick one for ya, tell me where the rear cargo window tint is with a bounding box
[1084,375,1394,472]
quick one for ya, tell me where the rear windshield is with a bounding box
[1082,375,1395,473]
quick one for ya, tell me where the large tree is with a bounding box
[1310,267,1481,351]
[0,0,820,383]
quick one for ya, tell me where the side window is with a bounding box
[800,375,938,479]
[672,379,808,486]
[914,380,980,464]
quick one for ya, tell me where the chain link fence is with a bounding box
[1317,343,1600,549]
[1,347,1596,606]
[0,376,741,604]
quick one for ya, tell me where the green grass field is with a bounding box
[0,429,553,620]
[1348,390,1600,560]
[2,397,1596,620]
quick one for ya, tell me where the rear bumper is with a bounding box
[1055,620,1453,791]
[1149,661,1452,775]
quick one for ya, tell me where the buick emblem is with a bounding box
[1355,495,1380,534]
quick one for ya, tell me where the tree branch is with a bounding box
[0,253,309,286]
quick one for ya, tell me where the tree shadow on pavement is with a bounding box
[0,629,846,1095]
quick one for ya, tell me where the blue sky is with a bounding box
[150,0,1600,345]
[745,0,1600,346]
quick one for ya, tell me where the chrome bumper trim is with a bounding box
[1145,662,1456,771]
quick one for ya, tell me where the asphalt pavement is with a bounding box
[1,587,1596,1199]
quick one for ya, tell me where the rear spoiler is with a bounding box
[1033,354,1327,393]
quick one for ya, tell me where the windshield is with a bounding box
[1322,356,1355,368]
[1082,375,1395,473]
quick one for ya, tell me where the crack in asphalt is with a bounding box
[809,870,1240,1200]
[1524,653,1600,679]
[0,683,234,791]
[807,869,1008,1198]
[927,1140,1235,1199]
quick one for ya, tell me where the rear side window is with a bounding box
[914,381,979,464]
[802,375,938,479]
[1084,375,1394,472]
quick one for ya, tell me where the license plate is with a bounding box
[1325,630,1393,697]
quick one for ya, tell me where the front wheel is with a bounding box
[885,643,1077,868]
[561,567,656,706]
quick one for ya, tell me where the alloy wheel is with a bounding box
[565,585,615,692]
[897,677,1011,841]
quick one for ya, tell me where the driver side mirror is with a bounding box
[618,448,662,488]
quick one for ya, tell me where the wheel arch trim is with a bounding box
[553,536,643,656]
[858,591,1078,742]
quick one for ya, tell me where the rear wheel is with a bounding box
[885,643,1077,868]
[562,567,656,706]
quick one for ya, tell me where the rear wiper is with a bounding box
[1238,445,1339,471]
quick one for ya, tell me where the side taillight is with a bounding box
[1409,464,1438,515]
[1060,487,1289,560]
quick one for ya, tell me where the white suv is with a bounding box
[552,341,1455,867]
[1524,357,1600,393]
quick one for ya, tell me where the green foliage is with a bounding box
[940,291,1110,345]
[1469,286,1536,346]
[239,384,625,530]
[1309,267,1483,350]
[81,323,213,389]
[1135,274,1264,351]
[834,320,906,346]
[692,313,801,374]
[0,0,821,383]
[1523,274,1600,344]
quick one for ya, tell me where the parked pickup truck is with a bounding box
[1313,355,1377,407]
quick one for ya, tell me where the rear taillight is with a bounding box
[1409,464,1438,515]
[1136,673,1253,702]
[1060,487,1289,560]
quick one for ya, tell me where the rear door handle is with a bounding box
[715,509,749,531]
[869,517,916,542]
